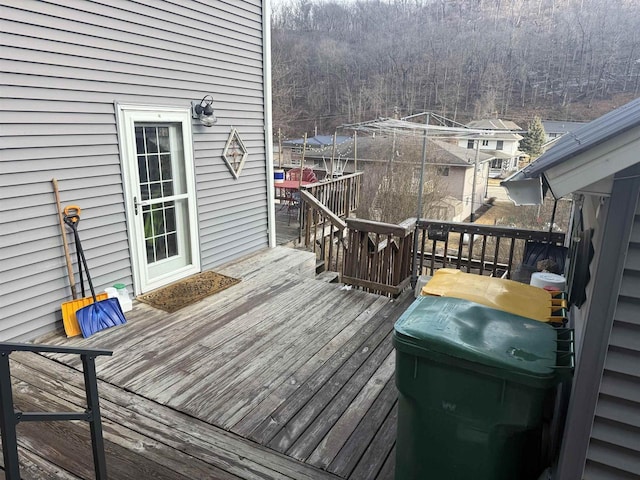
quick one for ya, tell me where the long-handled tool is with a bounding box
[52,178,77,300]
[63,207,126,338]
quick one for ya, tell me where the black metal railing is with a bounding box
[0,342,112,480]
[415,220,566,279]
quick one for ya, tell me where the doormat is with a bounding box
[137,271,240,313]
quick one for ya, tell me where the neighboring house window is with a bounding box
[496,140,504,150]
[437,167,450,176]
[482,140,489,146]
[467,139,474,149]
[491,158,503,169]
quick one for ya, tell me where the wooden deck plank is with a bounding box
[9,353,341,480]
[349,403,397,480]
[210,291,384,428]
[91,272,304,382]
[247,291,413,447]
[248,304,394,446]
[375,445,396,480]
[327,377,397,477]
[178,281,360,398]
[307,351,396,468]
[228,295,391,433]
[0,438,83,480]
[134,277,333,406]
[280,333,395,459]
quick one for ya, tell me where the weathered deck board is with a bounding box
[20,246,412,480]
[8,352,340,480]
[327,377,397,477]
[227,294,391,432]
[350,404,398,480]
[280,333,395,460]
[306,351,396,468]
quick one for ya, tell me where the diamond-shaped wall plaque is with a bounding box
[222,128,248,179]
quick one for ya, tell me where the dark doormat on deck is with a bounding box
[137,271,241,313]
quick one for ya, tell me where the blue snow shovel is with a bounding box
[64,207,126,338]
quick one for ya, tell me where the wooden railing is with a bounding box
[295,175,567,295]
[298,172,362,273]
[415,219,566,279]
[302,172,361,219]
[342,218,416,296]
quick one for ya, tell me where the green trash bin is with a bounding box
[393,296,573,480]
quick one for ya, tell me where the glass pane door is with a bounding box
[134,124,192,281]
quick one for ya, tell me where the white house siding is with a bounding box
[584,193,640,480]
[0,0,269,341]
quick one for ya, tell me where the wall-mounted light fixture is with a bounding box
[191,95,217,127]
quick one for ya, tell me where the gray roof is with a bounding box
[541,120,586,134]
[457,132,523,141]
[523,97,640,178]
[283,135,351,147]
[466,119,522,131]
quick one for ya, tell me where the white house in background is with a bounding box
[455,119,524,178]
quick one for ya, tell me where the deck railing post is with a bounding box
[0,351,21,480]
[82,354,108,480]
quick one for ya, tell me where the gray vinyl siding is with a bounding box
[584,194,640,479]
[0,0,269,341]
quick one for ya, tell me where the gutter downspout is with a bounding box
[263,0,276,247]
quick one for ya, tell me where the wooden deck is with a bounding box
[5,246,414,479]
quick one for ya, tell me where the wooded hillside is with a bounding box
[271,0,640,134]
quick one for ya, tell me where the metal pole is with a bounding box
[470,139,480,222]
[277,128,283,169]
[353,131,358,173]
[0,352,21,480]
[331,131,337,177]
[298,133,307,240]
[411,113,430,289]
[82,354,108,480]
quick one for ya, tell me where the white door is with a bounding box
[117,105,200,294]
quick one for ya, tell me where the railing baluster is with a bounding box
[443,233,449,269]
[328,223,334,271]
[467,233,475,273]
[456,233,464,270]
[492,236,501,277]
[480,235,488,275]
[430,237,436,275]
[507,237,516,278]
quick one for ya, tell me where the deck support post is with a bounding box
[82,354,108,480]
[0,352,21,480]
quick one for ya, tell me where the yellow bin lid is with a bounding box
[421,268,559,322]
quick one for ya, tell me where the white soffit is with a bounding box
[543,126,640,198]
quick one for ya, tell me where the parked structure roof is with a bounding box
[523,97,640,177]
[466,119,522,131]
[283,135,351,148]
[541,120,586,135]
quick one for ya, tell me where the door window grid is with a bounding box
[136,126,174,201]
[142,202,178,264]
[135,125,179,264]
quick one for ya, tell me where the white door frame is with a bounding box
[116,104,201,294]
